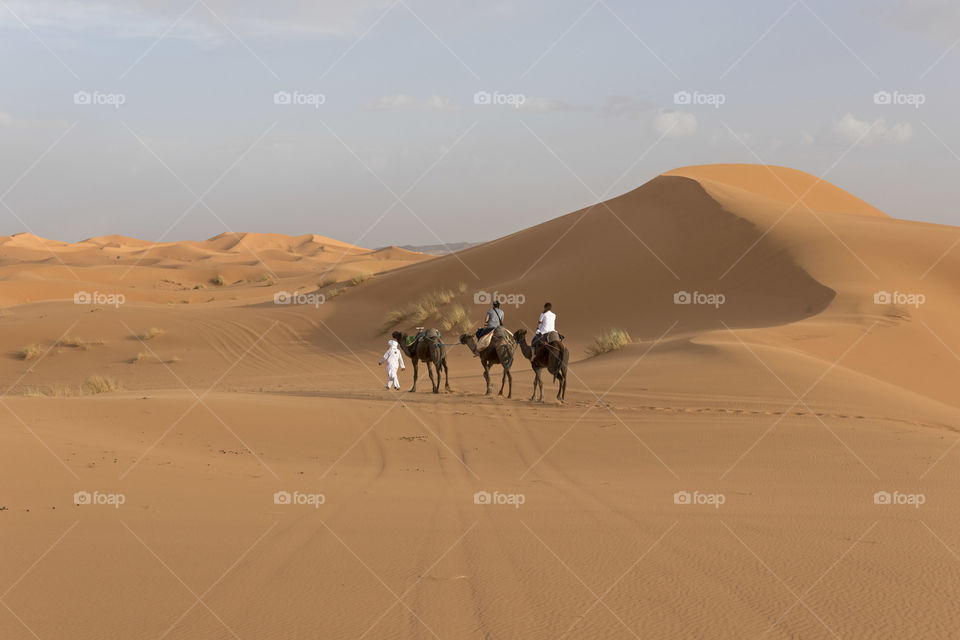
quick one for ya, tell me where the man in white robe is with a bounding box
[378,339,406,389]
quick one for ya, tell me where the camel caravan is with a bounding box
[381,301,569,402]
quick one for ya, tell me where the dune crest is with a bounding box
[665,163,888,218]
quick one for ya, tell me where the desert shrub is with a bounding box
[441,304,468,332]
[23,385,77,397]
[586,329,632,356]
[21,343,43,360]
[57,336,104,351]
[348,273,372,287]
[381,287,463,333]
[138,327,164,341]
[82,375,122,395]
[211,274,226,286]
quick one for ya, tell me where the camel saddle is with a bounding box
[477,327,512,351]
[406,329,441,350]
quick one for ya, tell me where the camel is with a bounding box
[392,329,450,394]
[459,328,515,398]
[514,329,569,402]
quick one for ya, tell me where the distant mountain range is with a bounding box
[392,241,482,255]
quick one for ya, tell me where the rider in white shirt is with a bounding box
[533,302,556,348]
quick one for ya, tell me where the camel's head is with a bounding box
[513,329,526,341]
[459,334,471,345]
[391,331,403,343]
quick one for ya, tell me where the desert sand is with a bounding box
[2,164,959,639]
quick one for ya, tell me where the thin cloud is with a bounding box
[652,110,698,138]
[0,111,70,130]
[599,95,655,119]
[829,113,913,146]
[0,0,385,39]
[867,0,960,43]
[517,97,589,114]
[365,94,455,111]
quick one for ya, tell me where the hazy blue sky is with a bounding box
[1,0,958,247]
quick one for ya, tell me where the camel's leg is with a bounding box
[483,363,492,395]
[428,360,438,394]
[506,367,512,399]
[498,367,506,396]
[529,368,538,401]
[409,359,418,392]
[443,358,451,391]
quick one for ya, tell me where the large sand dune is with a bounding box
[2,164,959,639]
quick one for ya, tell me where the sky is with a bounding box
[1,0,959,248]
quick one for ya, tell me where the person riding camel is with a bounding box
[378,339,406,390]
[476,300,504,340]
[532,302,556,349]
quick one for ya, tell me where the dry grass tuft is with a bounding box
[56,336,104,351]
[82,375,122,395]
[138,327,165,341]
[211,274,226,287]
[21,343,44,360]
[381,288,461,334]
[440,304,469,333]
[586,329,632,357]
[348,273,373,287]
[23,385,77,398]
